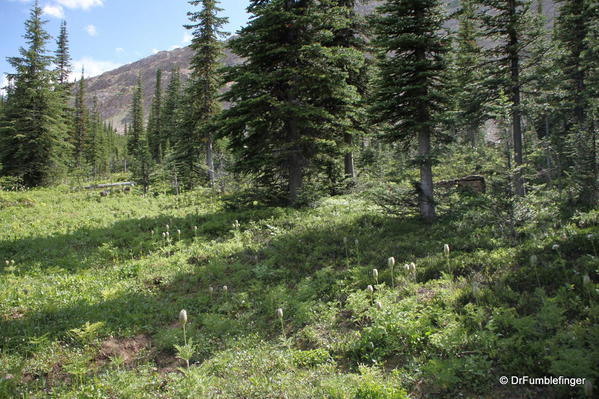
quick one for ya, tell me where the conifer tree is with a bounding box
[452,0,486,146]
[477,0,542,196]
[73,70,88,167]
[147,69,163,163]
[330,0,371,181]
[55,20,71,87]
[220,0,367,204]
[555,0,597,204]
[161,68,182,154]
[128,76,144,158]
[371,0,450,222]
[0,0,70,186]
[128,77,153,193]
[181,0,229,188]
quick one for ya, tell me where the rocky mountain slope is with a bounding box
[85,0,556,133]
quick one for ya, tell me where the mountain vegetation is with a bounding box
[0,0,597,397]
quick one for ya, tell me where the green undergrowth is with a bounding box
[0,183,597,398]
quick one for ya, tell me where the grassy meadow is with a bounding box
[0,175,598,398]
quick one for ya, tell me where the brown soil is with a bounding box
[96,334,152,367]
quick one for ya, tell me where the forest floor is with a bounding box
[0,182,597,398]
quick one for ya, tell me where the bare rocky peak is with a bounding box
[86,0,556,133]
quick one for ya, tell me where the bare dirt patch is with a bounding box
[96,335,152,367]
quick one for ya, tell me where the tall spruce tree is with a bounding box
[371,0,450,222]
[161,68,182,154]
[452,0,486,146]
[147,69,163,163]
[220,0,366,204]
[181,0,228,188]
[55,20,71,87]
[555,0,597,204]
[73,70,88,167]
[0,1,70,186]
[477,0,541,196]
[128,76,144,158]
[128,77,153,193]
[331,0,371,181]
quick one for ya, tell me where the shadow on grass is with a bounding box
[0,210,441,350]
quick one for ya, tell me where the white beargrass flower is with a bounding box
[373,269,379,279]
[444,244,450,256]
[375,301,383,310]
[276,308,284,319]
[552,244,559,251]
[179,309,188,326]
[166,224,170,231]
[223,285,228,293]
[388,257,396,268]
[367,285,374,294]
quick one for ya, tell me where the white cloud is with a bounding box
[152,49,159,54]
[85,24,97,36]
[115,47,125,54]
[182,32,193,45]
[70,57,121,80]
[56,0,103,10]
[43,4,64,18]
[170,45,181,50]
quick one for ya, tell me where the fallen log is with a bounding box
[437,175,486,193]
[84,182,136,190]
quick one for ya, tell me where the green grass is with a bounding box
[0,183,597,398]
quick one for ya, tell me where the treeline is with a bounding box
[124,0,597,218]
[0,1,126,187]
[2,0,597,219]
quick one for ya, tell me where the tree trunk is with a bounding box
[418,129,436,223]
[509,0,525,196]
[206,134,215,187]
[344,133,356,180]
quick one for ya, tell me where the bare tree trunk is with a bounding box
[206,134,215,187]
[418,129,436,223]
[344,133,356,180]
[509,0,525,196]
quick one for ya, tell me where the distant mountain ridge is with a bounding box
[85,0,557,133]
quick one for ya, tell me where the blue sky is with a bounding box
[0,0,250,89]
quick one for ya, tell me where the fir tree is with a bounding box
[55,20,71,87]
[330,0,372,181]
[128,77,153,193]
[0,0,70,186]
[73,70,88,167]
[371,0,450,222]
[128,76,144,157]
[220,0,367,204]
[181,0,229,188]
[555,0,597,204]
[160,69,182,159]
[451,0,487,146]
[477,0,542,196]
[147,69,163,163]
